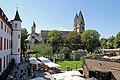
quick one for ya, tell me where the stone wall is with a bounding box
[83,58,120,80]
[71,49,87,60]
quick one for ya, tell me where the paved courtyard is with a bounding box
[8,62,55,80]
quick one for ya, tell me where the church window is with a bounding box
[81,22,83,24]
[15,24,17,28]
[82,26,84,30]
[32,36,34,39]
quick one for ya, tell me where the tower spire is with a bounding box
[16,4,18,11]
[79,10,84,24]
[13,6,22,22]
[73,10,85,33]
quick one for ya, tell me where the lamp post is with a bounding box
[76,62,77,71]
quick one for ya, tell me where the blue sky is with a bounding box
[0,0,120,38]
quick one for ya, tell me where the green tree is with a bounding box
[114,32,120,48]
[100,38,108,49]
[107,36,115,49]
[59,47,70,59]
[81,30,100,52]
[65,31,82,50]
[21,28,28,53]
[48,30,62,53]
[31,43,53,57]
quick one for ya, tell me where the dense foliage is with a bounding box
[31,43,53,57]
[48,30,62,53]
[81,30,100,52]
[65,31,82,50]
[21,28,28,52]
[100,32,120,49]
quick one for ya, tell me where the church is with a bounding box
[0,7,21,75]
[26,11,85,49]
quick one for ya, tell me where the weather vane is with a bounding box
[16,3,18,10]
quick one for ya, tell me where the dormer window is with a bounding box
[1,12,3,16]
[15,24,17,28]
[4,16,6,20]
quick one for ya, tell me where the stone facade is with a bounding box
[73,11,85,33]
[71,49,87,60]
[41,30,71,43]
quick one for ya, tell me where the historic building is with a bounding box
[73,11,85,33]
[26,22,41,49]
[0,7,21,75]
[26,11,85,50]
[26,22,71,49]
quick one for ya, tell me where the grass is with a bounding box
[56,60,83,71]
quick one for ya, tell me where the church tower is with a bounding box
[73,11,85,33]
[11,9,22,64]
[31,21,36,44]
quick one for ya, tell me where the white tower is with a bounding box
[11,9,22,64]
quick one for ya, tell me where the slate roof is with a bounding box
[13,10,22,22]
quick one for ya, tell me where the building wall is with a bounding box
[83,58,120,80]
[0,18,11,75]
[12,21,21,63]
[41,30,71,43]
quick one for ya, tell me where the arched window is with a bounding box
[15,24,17,28]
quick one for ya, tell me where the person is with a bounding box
[20,74,23,80]
[10,75,13,80]
[27,66,31,76]
[17,66,19,70]
[23,73,26,79]
[31,72,34,78]
[20,69,23,73]
[6,75,11,80]
[25,67,27,72]
[33,72,36,78]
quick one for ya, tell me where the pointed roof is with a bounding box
[74,13,79,22]
[79,11,84,24]
[33,21,36,27]
[13,10,22,22]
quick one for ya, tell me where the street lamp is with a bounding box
[76,62,77,71]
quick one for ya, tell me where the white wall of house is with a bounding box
[0,18,12,75]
